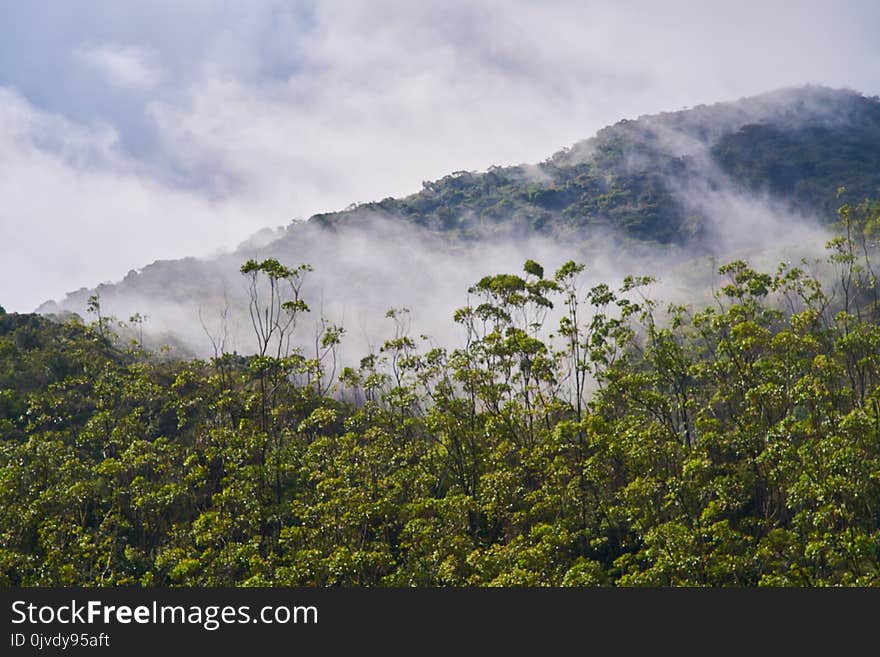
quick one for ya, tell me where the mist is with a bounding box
[35,162,839,373]
[35,81,871,367]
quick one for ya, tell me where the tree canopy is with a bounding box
[2,200,880,586]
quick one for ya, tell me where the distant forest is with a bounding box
[2,199,880,586]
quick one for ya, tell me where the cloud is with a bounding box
[0,1,879,312]
[75,43,164,89]
[0,89,273,312]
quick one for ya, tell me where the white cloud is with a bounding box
[0,1,879,312]
[0,89,274,312]
[75,43,164,89]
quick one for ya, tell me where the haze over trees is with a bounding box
[34,86,880,362]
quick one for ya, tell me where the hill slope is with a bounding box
[302,85,880,242]
[36,86,880,355]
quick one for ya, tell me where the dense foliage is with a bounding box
[714,119,880,217]
[2,201,880,587]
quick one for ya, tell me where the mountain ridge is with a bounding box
[295,85,880,242]
[36,85,880,356]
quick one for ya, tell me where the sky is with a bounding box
[1,0,879,312]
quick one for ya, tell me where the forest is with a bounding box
[2,198,880,587]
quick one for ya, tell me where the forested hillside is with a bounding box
[3,200,879,586]
[35,86,880,364]
[310,86,880,242]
